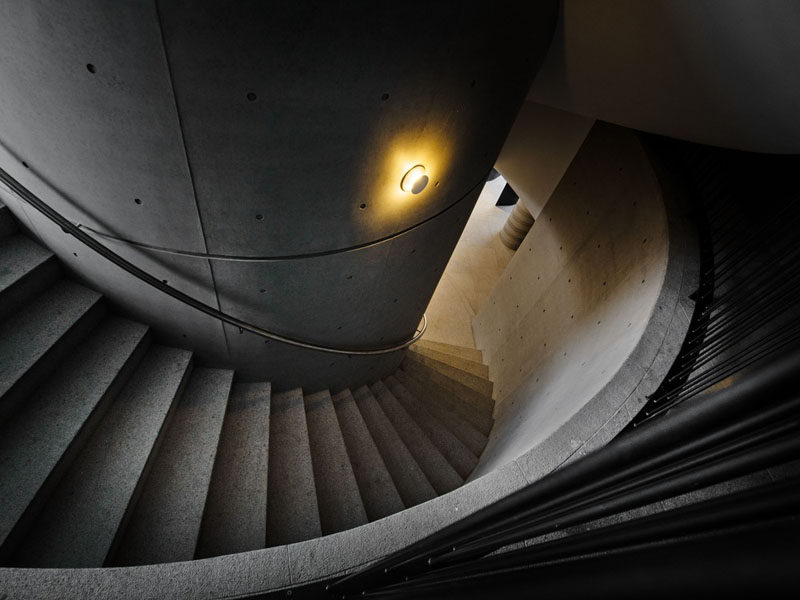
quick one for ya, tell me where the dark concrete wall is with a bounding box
[530,0,800,153]
[0,1,557,389]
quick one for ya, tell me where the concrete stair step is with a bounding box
[384,375,478,480]
[370,380,463,495]
[0,233,60,323]
[331,389,405,521]
[415,338,483,363]
[404,350,493,398]
[305,390,368,535]
[392,368,488,457]
[400,359,494,435]
[352,385,436,508]
[0,279,105,426]
[409,344,489,379]
[0,203,17,240]
[196,382,271,558]
[112,368,233,566]
[0,317,150,561]
[266,388,321,546]
[11,345,193,567]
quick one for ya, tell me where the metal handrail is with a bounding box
[0,166,426,355]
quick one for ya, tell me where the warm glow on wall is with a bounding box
[400,165,429,194]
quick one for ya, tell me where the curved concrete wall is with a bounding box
[0,123,699,600]
[0,125,697,600]
[0,0,558,388]
[472,122,697,477]
[495,101,594,218]
[530,0,800,153]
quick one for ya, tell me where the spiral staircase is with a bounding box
[0,200,495,568]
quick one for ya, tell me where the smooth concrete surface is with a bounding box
[0,317,150,559]
[0,279,105,425]
[529,0,800,153]
[12,346,193,567]
[196,382,271,558]
[304,390,368,535]
[265,389,321,546]
[495,102,594,218]
[113,368,233,566]
[472,123,697,479]
[331,389,405,521]
[0,1,558,388]
[423,177,515,348]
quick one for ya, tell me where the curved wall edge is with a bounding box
[0,127,700,599]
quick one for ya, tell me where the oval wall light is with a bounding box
[401,164,429,194]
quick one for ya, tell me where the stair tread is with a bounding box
[0,317,150,558]
[385,375,478,480]
[393,368,488,457]
[113,368,233,566]
[370,381,463,495]
[196,382,271,558]
[400,360,494,435]
[0,203,17,239]
[331,389,405,521]
[11,345,193,567]
[409,345,489,378]
[352,385,436,508]
[0,233,54,291]
[266,388,321,546]
[416,339,483,363]
[0,279,105,424]
[305,390,368,535]
[0,234,60,324]
[405,351,493,397]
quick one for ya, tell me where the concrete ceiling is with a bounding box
[529,0,800,153]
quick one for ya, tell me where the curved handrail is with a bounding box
[0,166,426,355]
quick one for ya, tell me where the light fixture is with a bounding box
[401,164,429,194]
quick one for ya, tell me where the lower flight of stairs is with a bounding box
[0,202,494,568]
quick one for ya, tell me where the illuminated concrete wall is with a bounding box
[0,0,558,389]
[472,123,698,478]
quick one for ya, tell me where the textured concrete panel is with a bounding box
[158,1,557,255]
[472,123,696,478]
[0,1,205,249]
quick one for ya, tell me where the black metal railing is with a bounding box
[629,142,800,427]
[291,139,800,599]
[318,350,800,598]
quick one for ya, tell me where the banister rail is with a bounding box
[0,165,426,356]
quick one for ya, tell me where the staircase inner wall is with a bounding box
[472,122,695,477]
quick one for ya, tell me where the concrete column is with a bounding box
[499,202,534,250]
